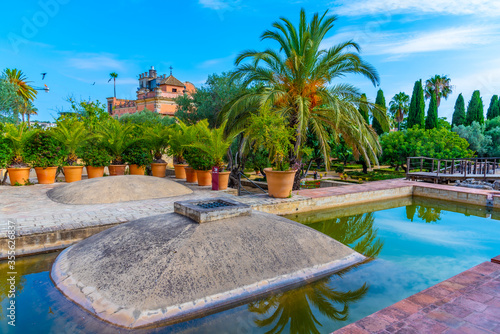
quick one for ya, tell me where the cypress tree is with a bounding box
[372,89,386,135]
[466,90,484,125]
[452,93,466,126]
[408,80,425,128]
[487,95,499,120]
[358,93,369,123]
[425,91,438,129]
[492,95,500,119]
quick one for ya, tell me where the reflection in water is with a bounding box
[406,205,442,223]
[249,271,368,334]
[306,213,384,258]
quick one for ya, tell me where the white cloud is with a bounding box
[198,0,240,11]
[333,0,500,17]
[198,54,236,68]
[66,53,126,71]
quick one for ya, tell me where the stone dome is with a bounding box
[47,175,192,205]
[51,208,364,328]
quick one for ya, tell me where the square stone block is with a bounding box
[174,198,251,224]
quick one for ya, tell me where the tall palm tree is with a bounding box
[3,68,37,124]
[220,9,388,188]
[389,92,410,131]
[25,102,38,126]
[425,75,452,108]
[109,72,118,98]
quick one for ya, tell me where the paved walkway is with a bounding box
[334,257,500,334]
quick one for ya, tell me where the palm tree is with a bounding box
[25,102,38,126]
[143,124,171,162]
[50,120,90,165]
[3,68,37,102]
[97,119,136,164]
[109,72,118,98]
[220,9,388,189]
[3,123,35,166]
[425,75,452,108]
[389,92,410,131]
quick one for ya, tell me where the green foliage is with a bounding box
[424,75,452,107]
[247,147,270,172]
[407,80,425,128]
[78,142,111,167]
[358,93,369,123]
[245,107,294,171]
[438,117,451,130]
[24,130,66,167]
[466,90,484,126]
[380,127,474,168]
[122,141,152,167]
[425,92,438,130]
[97,119,137,164]
[335,165,345,173]
[452,93,466,126]
[0,130,12,168]
[332,137,353,165]
[486,95,499,120]
[2,123,35,166]
[117,110,175,127]
[189,120,238,169]
[372,89,387,135]
[0,76,21,123]
[175,72,247,127]
[143,124,170,162]
[167,121,191,164]
[389,92,410,131]
[50,119,89,164]
[453,122,492,156]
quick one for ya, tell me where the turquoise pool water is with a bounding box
[1,197,500,333]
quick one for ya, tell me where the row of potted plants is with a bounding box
[1,109,299,197]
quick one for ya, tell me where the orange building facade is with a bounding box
[107,66,195,117]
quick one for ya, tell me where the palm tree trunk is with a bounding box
[114,78,116,98]
[397,121,401,131]
[27,112,30,127]
[21,112,25,123]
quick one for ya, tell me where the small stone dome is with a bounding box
[51,208,365,328]
[47,175,192,205]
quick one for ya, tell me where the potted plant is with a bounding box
[123,141,152,175]
[0,128,13,184]
[79,141,111,179]
[3,124,34,186]
[246,108,296,198]
[168,121,190,179]
[144,125,170,177]
[97,120,136,176]
[185,148,214,186]
[50,119,89,183]
[25,130,65,184]
[189,120,238,190]
[335,165,344,178]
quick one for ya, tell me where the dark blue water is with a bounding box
[1,197,499,333]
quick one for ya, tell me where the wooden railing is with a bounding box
[406,157,500,179]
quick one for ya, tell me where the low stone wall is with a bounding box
[413,185,488,207]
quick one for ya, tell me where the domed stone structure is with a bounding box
[51,199,365,328]
[47,175,192,204]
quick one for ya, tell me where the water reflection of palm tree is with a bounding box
[406,205,442,223]
[249,273,368,334]
[308,213,384,258]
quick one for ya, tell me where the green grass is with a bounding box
[346,169,406,182]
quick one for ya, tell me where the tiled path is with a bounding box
[334,257,500,334]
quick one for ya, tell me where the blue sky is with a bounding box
[1,0,500,122]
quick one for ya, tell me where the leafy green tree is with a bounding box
[0,76,22,123]
[380,127,474,170]
[453,122,491,156]
[486,95,499,120]
[372,89,387,135]
[424,75,452,108]
[407,80,425,128]
[117,110,174,127]
[452,93,466,126]
[466,90,484,126]
[425,91,438,130]
[221,9,388,188]
[175,72,248,127]
[389,92,410,131]
[358,93,369,123]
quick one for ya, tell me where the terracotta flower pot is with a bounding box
[151,163,167,178]
[86,166,105,179]
[34,167,57,184]
[129,164,146,175]
[108,164,127,176]
[185,167,198,183]
[217,171,231,190]
[63,166,84,183]
[7,167,31,186]
[196,170,212,186]
[173,164,188,179]
[264,168,297,198]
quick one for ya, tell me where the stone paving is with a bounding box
[334,257,500,334]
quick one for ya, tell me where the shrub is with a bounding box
[123,141,152,167]
[79,142,111,167]
[25,131,66,167]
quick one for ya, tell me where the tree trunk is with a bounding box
[360,159,368,174]
[21,112,25,123]
[114,78,116,98]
